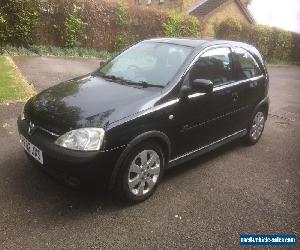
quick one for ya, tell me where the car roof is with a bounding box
[145,37,209,47]
[144,37,262,62]
[145,37,253,50]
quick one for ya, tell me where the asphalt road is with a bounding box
[0,57,299,249]
[13,56,100,92]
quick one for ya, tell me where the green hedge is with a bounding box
[215,18,300,63]
[162,11,199,37]
[0,0,201,52]
[0,0,40,46]
[1,0,298,62]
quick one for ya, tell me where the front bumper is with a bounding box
[17,118,125,188]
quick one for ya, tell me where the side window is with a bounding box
[190,47,234,86]
[233,47,261,80]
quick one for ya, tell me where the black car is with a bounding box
[18,38,269,203]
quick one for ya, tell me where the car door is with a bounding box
[172,46,244,158]
[231,47,266,129]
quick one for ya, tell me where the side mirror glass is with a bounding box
[191,79,213,93]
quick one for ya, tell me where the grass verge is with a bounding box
[0,45,112,60]
[0,56,34,103]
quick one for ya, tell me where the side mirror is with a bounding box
[180,85,191,97]
[191,79,213,93]
[99,60,106,67]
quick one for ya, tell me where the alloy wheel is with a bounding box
[250,111,265,141]
[128,150,161,196]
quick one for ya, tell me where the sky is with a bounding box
[248,0,300,33]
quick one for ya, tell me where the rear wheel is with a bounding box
[115,142,165,203]
[244,109,266,145]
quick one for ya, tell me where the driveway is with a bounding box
[0,57,299,249]
[13,56,100,92]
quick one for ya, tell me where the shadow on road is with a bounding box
[164,139,243,183]
[3,137,244,220]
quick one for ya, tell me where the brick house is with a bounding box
[188,0,255,37]
[124,0,254,38]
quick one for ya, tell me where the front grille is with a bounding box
[36,125,59,137]
[25,119,60,138]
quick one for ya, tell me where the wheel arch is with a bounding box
[252,97,270,120]
[108,130,171,190]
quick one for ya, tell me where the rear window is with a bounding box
[233,47,261,80]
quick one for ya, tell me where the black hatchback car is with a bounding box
[18,38,269,203]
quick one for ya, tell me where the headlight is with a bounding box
[55,128,105,151]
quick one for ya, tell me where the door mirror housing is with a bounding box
[191,79,213,93]
[180,84,192,97]
[99,60,107,67]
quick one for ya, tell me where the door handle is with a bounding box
[232,92,238,102]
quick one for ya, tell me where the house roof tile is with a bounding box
[188,0,255,23]
[189,0,228,16]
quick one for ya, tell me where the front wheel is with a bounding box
[115,142,165,203]
[244,109,266,145]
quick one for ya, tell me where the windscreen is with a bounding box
[99,42,193,87]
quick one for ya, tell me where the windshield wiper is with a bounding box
[122,80,164,89]
[101,74,163,88]
[101,74,124,81]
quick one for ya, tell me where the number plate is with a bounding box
[20,135,43,164]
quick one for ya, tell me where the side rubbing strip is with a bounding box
[168,129,247,167]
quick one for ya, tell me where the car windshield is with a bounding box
[99,42,193,88]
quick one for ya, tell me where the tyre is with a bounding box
[244,109,266,145]
[115,142,165,203]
